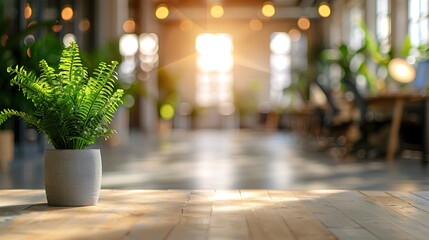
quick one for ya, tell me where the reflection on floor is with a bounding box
[1,130,429,190]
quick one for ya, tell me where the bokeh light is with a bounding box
[24,3,32,19]
[79,18,91,32]
[270,32,291,54]
[262,2,275,18]
[123,19,136,33]
[388,58,416,83]
[160,104,175,120]
[24,35,35,46]
[249,19,263,31]
[289,28,301,41]
[210,4,224,18]
[52,24,62,32]
[318,2,331,18]
[156,4,169,20]
[139,33,158,55]
[61,5,74,21]
[119,34,139,57]
[63,33,76,47]
[123,95,135,108]
[297,17,310,30]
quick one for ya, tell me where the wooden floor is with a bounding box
[2,190,429,239]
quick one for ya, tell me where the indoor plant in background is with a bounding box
[0,42,124,206]
[0,0,63,170]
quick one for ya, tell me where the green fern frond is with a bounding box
[1,42,124,149]
[0,109,42,131]
[7,66,51,109]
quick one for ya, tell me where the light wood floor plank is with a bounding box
[2,190,429,240]
[269,191,337,240]
[241,190,297,240]
[292,190,378,240]
[360,191,429,238]
[388,191,429,213]
[322,191,422,240]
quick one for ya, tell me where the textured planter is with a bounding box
[0,130,14,171]
[44,149,102,206]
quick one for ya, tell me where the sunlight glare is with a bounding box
[196,34,233,72]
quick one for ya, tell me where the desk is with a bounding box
[365,92,429,163]
[2,189,429,239]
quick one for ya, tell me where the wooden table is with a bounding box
[365,92,429,162]
[2,189,429,239]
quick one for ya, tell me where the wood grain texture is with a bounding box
[1,190,429,239]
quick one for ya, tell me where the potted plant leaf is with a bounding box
[0,42,124,206]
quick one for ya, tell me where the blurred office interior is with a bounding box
[1,0,429,190]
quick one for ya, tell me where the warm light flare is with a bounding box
[52,24,62,32]
[123,19,136,33]
[196,33,234,107]
[210,4,224,18]
[196,34,233,55]
[262,2,275,17]
[61,6,74,21]
[24,4,32,19]
[318,2,331,18]
[197,54,234,73]
[388,58,416,83]
[156,4,169,20]
[297,17,310,30]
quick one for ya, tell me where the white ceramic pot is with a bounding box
[44,149,102,206]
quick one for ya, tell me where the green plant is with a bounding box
[0,42,124,149]
[0,0,63,130]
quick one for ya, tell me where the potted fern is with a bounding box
[0,42,123,206]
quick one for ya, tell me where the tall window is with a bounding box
[376,0,391,54]
[409,0,429,47]
[269,31,307,106]
[349,6,364,50]
[195,33,234,107]
[270,32,291,104]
